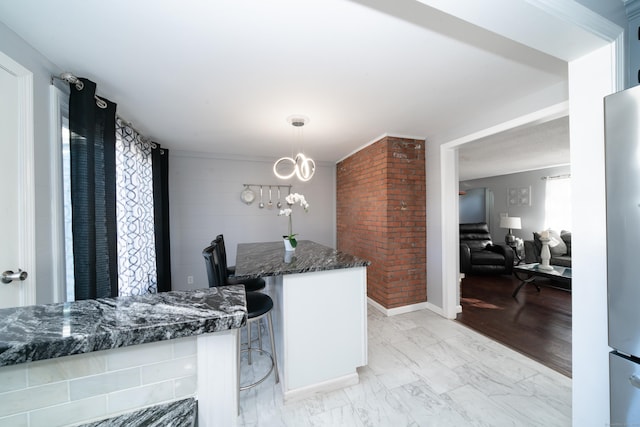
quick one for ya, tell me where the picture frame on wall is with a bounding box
[508,186,531,206]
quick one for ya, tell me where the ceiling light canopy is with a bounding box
[273,116,316,182]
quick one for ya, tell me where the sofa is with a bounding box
[523,230,571,267]
[460,222,514,275]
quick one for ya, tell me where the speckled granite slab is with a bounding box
[79,397,197,427]
[0,287,246,367]
[234,240,370,279]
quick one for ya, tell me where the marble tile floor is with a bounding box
[237,305,572,426]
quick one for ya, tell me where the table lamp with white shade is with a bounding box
[499,216,521,244]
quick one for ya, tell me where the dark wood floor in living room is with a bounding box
[456,273,572,378]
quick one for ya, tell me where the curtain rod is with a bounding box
[541,173,571,180]
[51,72,157,148]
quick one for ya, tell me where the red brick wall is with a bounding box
[337,136,426,309]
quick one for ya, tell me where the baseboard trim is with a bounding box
[368,297,429,317]
[367,298,456,319]
[282,372,359,403]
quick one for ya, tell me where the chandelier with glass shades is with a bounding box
[273,116,316,182]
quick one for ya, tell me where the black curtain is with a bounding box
[152,146,172,293]
[69,78,119,300]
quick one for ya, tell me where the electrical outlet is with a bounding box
[187,275,194,285]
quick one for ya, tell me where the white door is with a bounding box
[0,51,36,308]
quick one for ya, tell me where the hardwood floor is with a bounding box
[456,273,572,378]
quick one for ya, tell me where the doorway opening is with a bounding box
[453,108,573,376]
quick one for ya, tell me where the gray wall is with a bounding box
[169,151,336,291]
[460,164,571,244]
[459,188,490,224]
[0,22,62,304]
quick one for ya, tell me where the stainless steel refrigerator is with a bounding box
[605,85,640,424]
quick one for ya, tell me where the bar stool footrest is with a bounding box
[239,348,275,391]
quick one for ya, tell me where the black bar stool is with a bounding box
[214,234,235,276]
[202,243,265,292]
[211,236,266,292]
[239,291,279,391]
[201,242,279,402]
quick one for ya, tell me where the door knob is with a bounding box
[1,269,28,284]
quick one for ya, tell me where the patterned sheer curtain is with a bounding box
[115,119,158,296]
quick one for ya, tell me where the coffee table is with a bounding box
[512,263,572,298]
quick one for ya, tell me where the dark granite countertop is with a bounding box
[234,240,370,279]
[0,287,247,367]
[79,397,197,427]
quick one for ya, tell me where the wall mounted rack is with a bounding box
[240,184,293,207]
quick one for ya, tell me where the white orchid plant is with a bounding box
[279,193,309,248]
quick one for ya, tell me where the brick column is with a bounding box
[337,136,426,309]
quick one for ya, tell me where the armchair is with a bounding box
[460,222,514,275]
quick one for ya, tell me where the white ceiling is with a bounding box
[0,0,571,169]
[458,115,570,181]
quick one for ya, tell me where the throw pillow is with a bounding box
[533,232,542,256]
[548,229,567,256]
[561,230,572,256]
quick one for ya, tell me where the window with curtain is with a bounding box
[68,78,119,300]
[62,122,75,301]
[64,77,171,300]
[543,175,572,231]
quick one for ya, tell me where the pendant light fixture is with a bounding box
[273,115,316,182]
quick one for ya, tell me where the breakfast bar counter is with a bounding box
[235,240,370,401]
[234,240,370,279]
[0,287,246,367]
[0,287,247,426]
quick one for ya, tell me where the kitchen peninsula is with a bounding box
[234,240,370,401]
[0,287,247,427]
